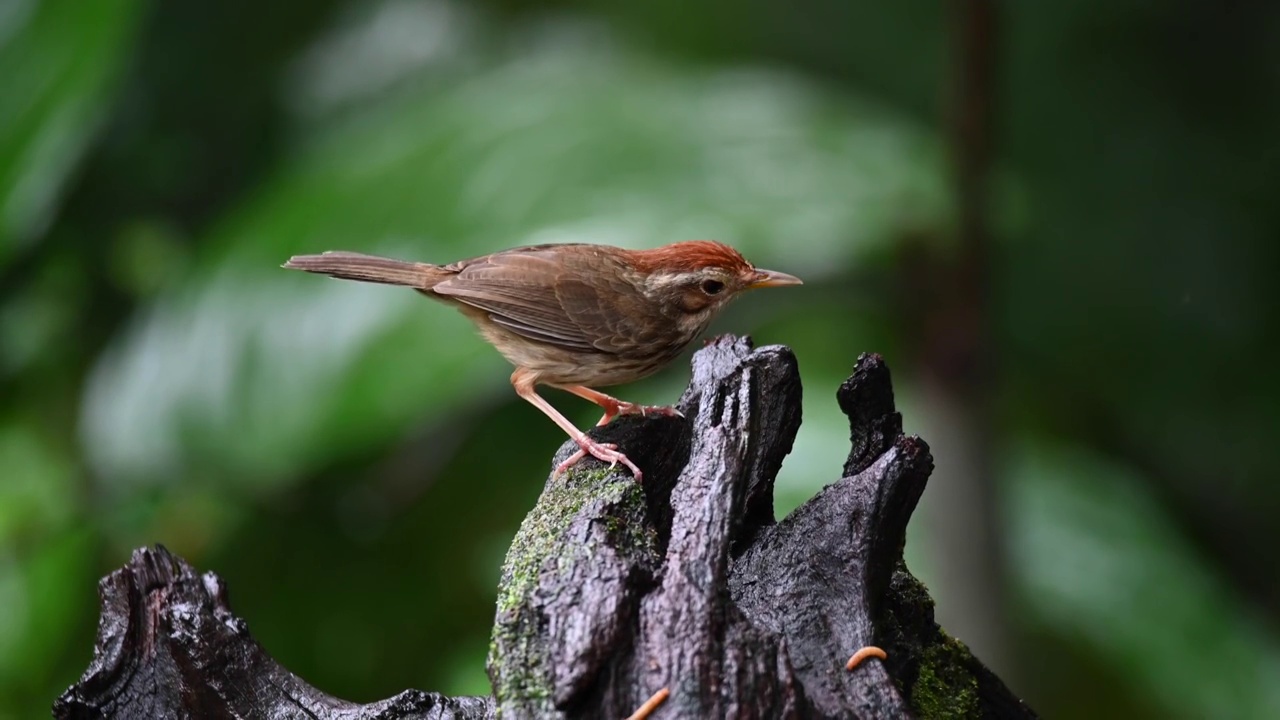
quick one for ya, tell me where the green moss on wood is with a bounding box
[909,629,981,719]
[487,464,653,717]
[878,566,988,719]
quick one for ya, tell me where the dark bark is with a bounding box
[52,544,495,720]
[56,335,1036,719]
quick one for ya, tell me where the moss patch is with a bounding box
[909,630,980,719]
[487,465,652,717]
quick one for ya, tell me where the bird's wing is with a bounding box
[430,247,646,354]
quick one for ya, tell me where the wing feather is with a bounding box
[430,247,653,354]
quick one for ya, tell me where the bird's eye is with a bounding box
[700,279,725,296]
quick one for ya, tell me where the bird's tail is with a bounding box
[282,251,442,288]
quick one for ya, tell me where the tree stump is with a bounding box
[55,335,1036,719]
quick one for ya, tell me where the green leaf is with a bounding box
[0,0,146,262]
[0,528,95,706]
[0,422,76,543]
[1008,439,1280,719]
[79,16,948,494]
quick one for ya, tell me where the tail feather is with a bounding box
[282,251,439,288]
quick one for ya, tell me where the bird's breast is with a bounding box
[475,315,696,387]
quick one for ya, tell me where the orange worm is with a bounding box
[845,646,888,671]
[625,687,671,720]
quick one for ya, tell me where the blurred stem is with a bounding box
[909,0,1012,684]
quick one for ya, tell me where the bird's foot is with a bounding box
[597,401,684,426]
[556,438,643,482]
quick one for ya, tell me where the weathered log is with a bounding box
[51,544,494,719]
[55,335,1036,719]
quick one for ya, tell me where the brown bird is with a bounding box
[282,241,801,481]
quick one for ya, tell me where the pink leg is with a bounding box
[554,385,684,427]
[513,370,643,481]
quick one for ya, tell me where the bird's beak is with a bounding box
[747,269,803,289]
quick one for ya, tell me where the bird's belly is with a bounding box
[477,322,683,387]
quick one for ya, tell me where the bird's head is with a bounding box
[626,240,802,324]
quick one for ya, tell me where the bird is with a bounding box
[282,241,802,481]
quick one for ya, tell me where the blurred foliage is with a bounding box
[0,0,145,262]
[1,0,1278,718]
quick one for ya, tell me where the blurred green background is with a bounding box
[2,0,1279,717]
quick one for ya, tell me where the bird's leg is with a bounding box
[555,385,684,427]
[513,371,643,481]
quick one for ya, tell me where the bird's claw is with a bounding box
[556,439,643,482]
